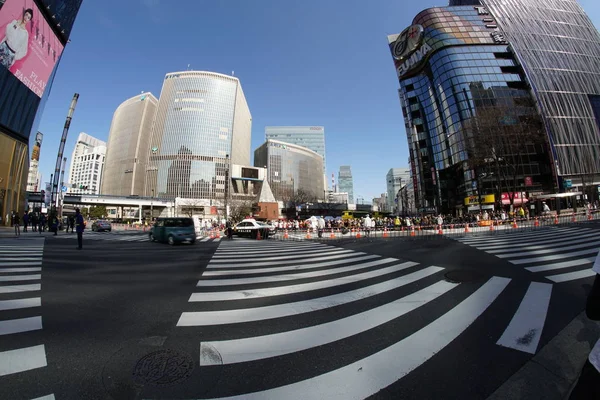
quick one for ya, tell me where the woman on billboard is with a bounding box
[0,7,32,69]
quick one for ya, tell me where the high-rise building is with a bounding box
[26,132,44,192]
[386,1,600,213]
[265,126,326,176]
[0,0,82,222]
[101,92,158,196]
[338,166,354,204]
[68,133,106,194]
[386,168,411,214]
[254,139,325,201]
[146,71,251,201]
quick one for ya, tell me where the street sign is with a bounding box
[564,179,572,188]
[61,186,67,192]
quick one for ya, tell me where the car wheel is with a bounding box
[149,233,155,242]
[168,235,175,245]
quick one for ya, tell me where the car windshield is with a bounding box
[164,219,194,227]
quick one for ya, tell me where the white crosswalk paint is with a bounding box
[0,257,42,261]
[496,282,552,354]
[199,280,459,365]
[201,237,211,242]
[203,254,380,276]
[0,316,43,336]
[212,247,348,258]
[546,269,597,283]
[31,395,55,400]
[0,267,41,273]
[510,248,598,265]
[0,262,42,267]
[204,277,510,400]
[0,284,41,293]
[0,274,41,282]
[178,266,442,326]
[479,231,600,251]
[197,259,412,287]
[215,244,325,253]
[495,240,600,259]
[210,249,359,264]
[0,298,41,311]
[0,345,47,376]
[214,245,328,255]
[458,229,590,247]
[526,258,595,273]
[207,253,363,269]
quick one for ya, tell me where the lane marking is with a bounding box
[0,274,41,282]
[0,316,43,336]
[0,284,41,293]
[509,248,599,265]
[210,248,355,263]
[545,269,596,283]
[460,228,591,247]
[207,252,364,269]
[495,240,600,259]
[199,280,459,365]
[0,298,41,311]
[203,254,380,276]
[0,257,42,261]
[0,345,47,376]
[31,395,56,400]
[0,262,42,267]
[202,277,510,400]
[216,244,326,253]
[179,266,442,326]
[214,246,330,256]
[481,231,600,251]
[455,227,584,243]
[201,237,211,242]
[198,259,409,287]
[0,267,41,273]
[526,258,594,273]
[496,282,552,354]
[212,247,347,259]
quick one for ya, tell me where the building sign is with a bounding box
[474,6,489,15]
[31,131,42,161]
[391,24,433,78]
[464,194,495,206]
[490,31,507,44]
[524,176,533,186]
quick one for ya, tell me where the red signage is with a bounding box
[501,192,528,205]
[524,176,533,186]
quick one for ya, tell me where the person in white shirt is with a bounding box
[0,8,32,69]
[363,215,372,237]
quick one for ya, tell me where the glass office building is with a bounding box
[388,5,560,214]
[265,126,326,175]
[254,140,325,201]
[146,71,251,200]
[0,0,82,222]
[101,93,158,196]
[338,165,354,204]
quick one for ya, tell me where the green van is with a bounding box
[149,217,196,245]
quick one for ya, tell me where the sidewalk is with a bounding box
[487,312,600,400]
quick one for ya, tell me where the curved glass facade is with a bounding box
[254,140,324,201]
[146,71,251,200]
[389,6,555,214]
[101,93,158,196]
[481,0,600,179]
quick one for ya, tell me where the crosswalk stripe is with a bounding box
[201,237,211,242]
[509,248,598,265]
[0,257,42,261]
[212,247,346,259]
[0,267,41,273]
[495,240,600,259]
[178,266,442,326]
[457,227,588,245]
[0,274,41,282]
[0,284,41,293]
[0,316,43,336]
[197,260,413,287]
[31,394,55,400]
[203,277,510,400]
[496,282,552,354]
[0,250,44,254]
[475,230,600,250]
[214,244,328,255]
[0,345,47,376]
[0,262,42,267]
[213,237,221,242]
[199,280,459,366]
[0,298,41,311]
[208,252,363,269]
[210,249,357,263]
[545,269,596,283]
[526,258,594,273]
[203,254,380,276]
[216,243,325,252]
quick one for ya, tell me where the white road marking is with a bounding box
[0,274,41,282]
[495,240,600,259]
[0,284,41,293]
[212,247,348,259]
[216,244,326,253]
[0,345,47,376]
[213,237,221,242]
[0,262,42,267]
[203,254,380,276]
[178,266,442,326]
[214,246,329,256]
[483,232,600,252]
[199,280,459,365]
[31,394,55,400]
[0,316,43,336]
[0,257,43,261]
[0,267,41,273]
[192,261,417,302]
[0,298,41,311]
[456,227,582,244]
[509,248,599,264]
[203,277,510,400]
[545,269,597,283]
[198,259,410,287]
[210,249,356,263]
[207,252,363,269]
[526,258,595,273]
[201,237,211,242]
[496,282,552,354]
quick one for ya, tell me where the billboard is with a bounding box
[30,130,42,161]
[0,0,64,98]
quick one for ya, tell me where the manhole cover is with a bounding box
[444,270,486,283]
[132,349,194,387]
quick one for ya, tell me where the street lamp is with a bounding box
[225,154,230,221]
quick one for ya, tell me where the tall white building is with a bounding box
[265,126,326,177]
[68,133,107,194]
[386,168,411,214]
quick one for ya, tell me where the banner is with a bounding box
[464,194,495,206]
[30,130,42,161]
[0,0,64,97]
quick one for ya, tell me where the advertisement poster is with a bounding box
[31,130,42,161]
[0,0,63,97]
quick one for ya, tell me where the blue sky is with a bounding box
[34,0,600,202]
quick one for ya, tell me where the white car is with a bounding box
[234,219,271,239]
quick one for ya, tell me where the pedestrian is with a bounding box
[569,254,600,399]
[38,213,45,234]
[22,211,28,232]
[12,212,20,237]
[75,208,85,250]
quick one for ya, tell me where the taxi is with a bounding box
[234,218,271,239]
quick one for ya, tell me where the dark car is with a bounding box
[150,217,196,245]
[91,220,112,232]
[234,219,271,239]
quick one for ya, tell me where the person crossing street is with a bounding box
[75,208,85,250]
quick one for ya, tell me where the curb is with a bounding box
[486,312,600,400]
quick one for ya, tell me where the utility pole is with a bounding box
[58,157,67,217]
[52,93,79,208]
[224,154,230,221]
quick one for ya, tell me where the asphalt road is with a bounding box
[0,225,596,400]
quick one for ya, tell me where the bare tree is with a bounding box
[177,198,205,218]
[229,199,254,222]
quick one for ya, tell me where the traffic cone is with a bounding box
[554,215,559,225]
[438,225,443,235]
[490,222,494,232]
[383,227,389,238]
[589,213,593,221]
[512,219,518,229]
[417,225,422,232]
[210,231,214,239]
[216,230,221,239]
[356,229,361,239]
[284,229,289,239]
[571,214,576,223]
[330,229,335,239]
[534,218,540,227]
[256,230,262,240]
[464,224,470,233]
[306,230,311,239]
[410,226,416,237]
